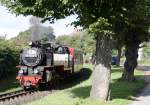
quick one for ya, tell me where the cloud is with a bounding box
[0,5,77,39]
[0,5,31,39]
[50,15,77,35]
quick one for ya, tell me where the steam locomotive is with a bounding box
[16,42,83,89]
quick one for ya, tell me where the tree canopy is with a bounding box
[56,31,95,55]
[1,0,150,43]
[1,0,150,37]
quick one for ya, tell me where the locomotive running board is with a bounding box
[16,65,54,68]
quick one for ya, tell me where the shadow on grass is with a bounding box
[70,72,146,101]
[71,86,91,99]
[58,68,92,90]
[0,74,20,94]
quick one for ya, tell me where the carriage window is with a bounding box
[58,47,63,53]
[55,46,67,54]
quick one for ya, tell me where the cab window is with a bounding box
[55,46,67,54]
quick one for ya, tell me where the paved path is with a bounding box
[130,66,150,105]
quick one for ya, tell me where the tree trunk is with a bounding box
[90,34,111,101]
[121,44,139,81]
[116,46,122,66]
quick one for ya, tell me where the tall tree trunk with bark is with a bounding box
[90,34,111,101]
[121,44,139,81]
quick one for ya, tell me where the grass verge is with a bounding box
[0,74,21,94]
[26,64,146,105]
[138,59,150,66]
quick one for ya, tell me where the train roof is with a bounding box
[29,41,83,52]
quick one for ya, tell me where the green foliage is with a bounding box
[0,0,72,23]
[116,0,150,45]
[0,74,21,94]
[9,28,32,48]
[112,49,118,56]
[89,18,113,37]
[56,35,70,45]
[9,26,55,49]
[0,40,20,79]
[56,31,95,55]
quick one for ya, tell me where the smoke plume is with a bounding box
[29,16,55,42]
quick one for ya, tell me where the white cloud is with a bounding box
[0,5,31,39]
[50,15,77,36]
[0,5,77,39]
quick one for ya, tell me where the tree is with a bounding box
[0,39,19,79]
[115,0,150,81]
[10,25,55,48]
[10,28,32,48]
[1,0,150,100]
[56,31,95,55]
[56,35,70,45]
[88,18,112,100]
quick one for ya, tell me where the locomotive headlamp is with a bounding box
[37,66,44,71]
[19,66,27,74]
[33,67,44,74]
[28,42,32,46]
[19,70,23,74]
[34,69,39,74]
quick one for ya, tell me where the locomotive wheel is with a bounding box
[23,86,31,91]
[23,86,27,90]
[38,83,47,90]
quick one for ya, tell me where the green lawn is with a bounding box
[26,64,146,105]
[138,59,150,66]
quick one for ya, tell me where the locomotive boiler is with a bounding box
[16,42,83,89]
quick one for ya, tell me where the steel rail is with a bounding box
[0,90,32,102]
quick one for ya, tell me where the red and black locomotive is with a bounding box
[16,42,83,89]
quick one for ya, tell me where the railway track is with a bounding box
[0,89,50,105]
[0,90,33,102]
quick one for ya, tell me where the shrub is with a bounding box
[0,40,20,79]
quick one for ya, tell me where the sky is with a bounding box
[0,5,77,39]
